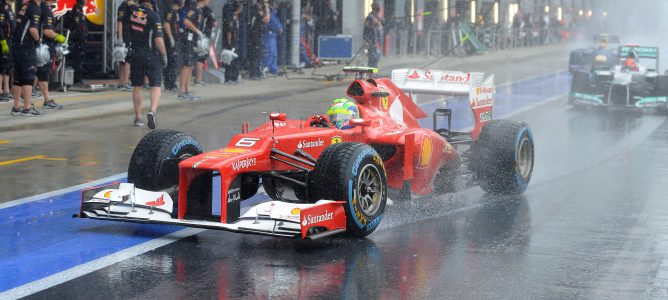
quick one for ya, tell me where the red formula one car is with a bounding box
[78,67,534,239]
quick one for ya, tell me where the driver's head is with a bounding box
[326,98,359,129]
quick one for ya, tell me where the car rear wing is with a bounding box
[619,46,659,59]
[391,69,494,139]
[594,34,619,45]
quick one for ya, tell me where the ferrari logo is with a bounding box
[379,87,389,110]
[331,136,342,144]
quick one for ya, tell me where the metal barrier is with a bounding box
[389,24,572,59]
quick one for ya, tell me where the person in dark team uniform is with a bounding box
[178,0,206,100]
[248,0,269,80]
[116,0,136,90]
[127,0,166,129]
[193,2,215,86]
[64,0,87,85]
[0,0,15,101]
[222,0,241,84]
[10,0,41,116]
[163,0,183,93]
[36,0,65,109]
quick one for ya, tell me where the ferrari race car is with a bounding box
[570,45,668,111]
[77,67,535,240]
[569,34,619,73]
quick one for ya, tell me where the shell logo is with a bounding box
[331,136,342,144]
[84,0,105,26]
[418,135,432,168]
[291,208,300,215]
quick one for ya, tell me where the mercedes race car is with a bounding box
[77,67,535,240]
[569,34,620,73]
[570,45,668,111]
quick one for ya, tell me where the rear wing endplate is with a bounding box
[391,69,495,139]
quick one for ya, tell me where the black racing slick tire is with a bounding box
[570,70,591,105]
[128,129,203,216]
[656,75,668,114]
[310,142,387,237]
[471,120,534,194]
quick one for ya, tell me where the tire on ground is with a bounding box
[309,142,387,237]
[128,129,203,217]
[656,75,668,113]
[471,120,534,194]
[570,70,591,105]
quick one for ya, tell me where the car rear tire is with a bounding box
[570,71,591,106]
[656,75,668,114]
[128,129,203,217]
[310,142,387,237]
[471,120,534,194]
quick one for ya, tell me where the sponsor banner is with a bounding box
[232,157,256,171]
[297,138,325,149]
[54,0,105,25]
[299,202,346,238]
[406,69,471,84]
[470,74,494,109]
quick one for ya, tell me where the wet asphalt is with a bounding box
[22,98,668,300]
[4,52,668,299]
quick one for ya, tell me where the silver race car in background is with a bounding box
[570,45,668,111]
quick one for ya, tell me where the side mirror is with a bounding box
[370,91,390,98]
[349,118,370,127]
[269,112,287,122]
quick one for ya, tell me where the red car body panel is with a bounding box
[177,74,477,224]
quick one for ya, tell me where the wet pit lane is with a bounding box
[15,104,668,300]
[3,54,668,298]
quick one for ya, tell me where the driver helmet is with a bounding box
[326,98,359,129]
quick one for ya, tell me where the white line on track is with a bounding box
[0,172,128,210]
[0,71,570,298]
[0,228,205,299]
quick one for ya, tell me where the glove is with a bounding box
[169,36,175,48]
[197,30,205,40]
[54,34,66,44]
[0,40,8,55]
[161,54,168,68]
[220,48,238,65]
[116,38,124,47]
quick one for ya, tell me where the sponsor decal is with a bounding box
[103,191,112,198]
[145,195,165,207]
[291,208,301,215]
[221,147,249,154]
[54,0,105,25]
[441,72,471,83]
[351,148,375,176]
[476,86,494,95]
[301,210,334,226]
[274,122,287,127]
[352,191,368,226]
[172,138,202,155]
[232,157,257,171]
[297,138,325,149]
[227,187,241,204]
[331,136,343,144]
[479,111,492,122]
[475,98,493,107]
[419,135,433,168]
[88,198,110,204]
[366,214,383,230]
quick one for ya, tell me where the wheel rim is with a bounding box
[356,164,383,216]
[517,136,533,180]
